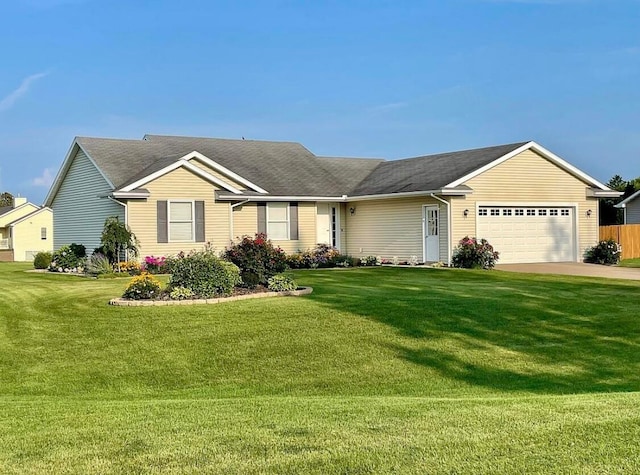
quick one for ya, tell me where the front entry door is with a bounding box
[423,205,440,262]
[317,203,341,251]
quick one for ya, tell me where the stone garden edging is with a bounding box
[109,287,313,306]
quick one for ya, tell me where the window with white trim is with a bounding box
[561,209,570,216]
[515,209,524,216]
[267,202,289,240]
[168,201,194,241]
[41,227,47,240]
[478,208,488,216]
[490,209,500,216]
[550,209,559,216]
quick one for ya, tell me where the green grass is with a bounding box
[619,258,640,268]
[1,263,640,473]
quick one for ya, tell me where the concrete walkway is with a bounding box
[496,262,640,281]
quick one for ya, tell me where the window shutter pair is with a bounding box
[257,202,298,239]
[157,200,205,243]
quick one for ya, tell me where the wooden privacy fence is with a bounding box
[600,224,640,260]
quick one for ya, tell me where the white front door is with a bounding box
[423,205,440,262]
[316,202,341,251]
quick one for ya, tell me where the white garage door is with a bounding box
[477,206,575,264]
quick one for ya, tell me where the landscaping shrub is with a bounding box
[49,245,86,273]
[169,286,194,300]
[69,243,87,260]
[122,272,162,300]
[267,274,298,292]
[86,253,112,276]
[169,249,241,297]
[223,234,287,287]
[451,236,499,270]
[584,239,621,265]
[33,251,52,269]
[360,256,381,267]
[287,243,355,269]
[141,255,166,274]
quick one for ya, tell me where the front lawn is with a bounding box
[1,263,639,473]
[619,258,640,268]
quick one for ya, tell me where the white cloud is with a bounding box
[31,168,54,188]
[0,71,49,112]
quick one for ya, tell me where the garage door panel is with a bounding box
[477,206,575,264]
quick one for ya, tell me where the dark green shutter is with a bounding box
[289,202,299,240]
[257,202,266,235]
[195,201,205,242]
[157,201,168,243]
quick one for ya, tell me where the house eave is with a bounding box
[111,190,151,199]
[216,193,348,202]
[347,188,472,202]
[587,188,623,199]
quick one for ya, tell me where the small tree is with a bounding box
[0,192,13,207]
[100,216,139,266]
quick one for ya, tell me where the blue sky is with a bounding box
[1,0,639,204]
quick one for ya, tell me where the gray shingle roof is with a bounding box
[75,135,530,198]
[0,206,13,217]
[350,142,530,196]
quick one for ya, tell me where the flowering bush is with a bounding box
[287,244,355,269]
[223,234,287,287]
[267,274,298,292]
[122,272,162,300]
[49,245,86,273]
[360,256,381,267]
[584,239,621,265]
[169,248,241,297]
[141,255,166,274]
[116,260,141,275]
[451,236,499,270]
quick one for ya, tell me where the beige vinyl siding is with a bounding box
[188,160,247,190]
[344,196,447,262]
[625,200,640,224]
[51,148,124,251]
[231,201,318,254]
[11,210,53,261]
[450,149,598,260]
[0,203,39,227]
[126,166,230,257]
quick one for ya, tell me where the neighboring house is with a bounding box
[44,135,620,264]
[0,197,53,262]
[615,190,640,224]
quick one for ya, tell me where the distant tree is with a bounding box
[0,192,13,207]
[599,175,640,225]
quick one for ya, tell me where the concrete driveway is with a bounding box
[496,262,640,280]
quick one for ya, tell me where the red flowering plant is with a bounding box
[451,236,499,269]
[223,234,287,287]
[141,255,167,274]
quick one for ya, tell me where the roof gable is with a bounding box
[616,189,640,207]
[446,141,609,190]
[0,202,39,227]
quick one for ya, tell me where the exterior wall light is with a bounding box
[349,207,356,216]
[463,209,469,217]
[586,209,592,218]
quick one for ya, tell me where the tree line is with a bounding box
[600,175,640,225]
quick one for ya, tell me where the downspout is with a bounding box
[229,199,250,242]
[107,196,127,225]
[429,193,451,265]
